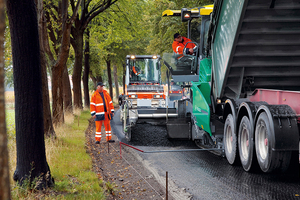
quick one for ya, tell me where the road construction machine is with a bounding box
[120,55,177,141]
[163,0,300,173]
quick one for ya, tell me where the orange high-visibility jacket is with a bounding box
[90,89,114,121]
[132,66,140,75]
[172,36,195,55]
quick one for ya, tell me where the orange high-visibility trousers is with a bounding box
[95,113,112,142]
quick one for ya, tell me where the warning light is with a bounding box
[184,13,190,18]
[181,8,191,22]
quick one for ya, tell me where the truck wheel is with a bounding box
[238,116,257,171]
[224,114,238,165]
[255,112,291,172]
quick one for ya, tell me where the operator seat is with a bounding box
[173,53,195,72]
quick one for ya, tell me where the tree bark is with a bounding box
[63,66,72,113]
[113,64,119,98]
[106,58,113,99]
[71,27,84,110]
[52,63,64,125]
[83,29,90,108]
[6,0,53,188]
[0,0,11,198]
[36,0,55,137]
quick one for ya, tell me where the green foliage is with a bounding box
[88,0,153,84]
[4,17,13,87]
[4,0,215,90]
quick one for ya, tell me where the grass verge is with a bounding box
[8,109,106,199]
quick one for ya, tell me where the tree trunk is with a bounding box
[52,64,64,125]
[106,58,113,99]
[71,28,84,110]
[63,66,72,113]
[83,30,90,108]
[36,0,55,138]
[52,0,73,125]
[6,0,53,188]
[113,64,119,98]
[0,0,11,198]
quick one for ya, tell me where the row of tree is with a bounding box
[1,0,214,195]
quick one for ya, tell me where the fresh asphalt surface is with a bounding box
[111,109,300,200]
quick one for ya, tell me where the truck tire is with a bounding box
[238,116,257,171]
[255,112,291,173]
[224,114,238,165]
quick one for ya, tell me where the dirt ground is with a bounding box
[85,116,171,200]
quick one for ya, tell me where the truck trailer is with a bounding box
[163,0,300,173]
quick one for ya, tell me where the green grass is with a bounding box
[6,109,15,140]
[7,109,107,199]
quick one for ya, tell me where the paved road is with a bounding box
[111,109,300,200]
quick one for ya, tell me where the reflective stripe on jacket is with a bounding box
[90,89,114,121]
[172,36,195,55]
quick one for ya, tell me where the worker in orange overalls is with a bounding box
[90,82,115,144]
[172,33,196,58]
[132,66,140,76]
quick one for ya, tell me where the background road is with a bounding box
[112,109,300,200]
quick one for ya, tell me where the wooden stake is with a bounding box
[166,171,168,200]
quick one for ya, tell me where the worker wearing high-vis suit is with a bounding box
[90,82,115,144]
[172,33,196,58]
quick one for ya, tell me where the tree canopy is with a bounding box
[5,0,214,89]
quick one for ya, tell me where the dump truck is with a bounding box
[162,0,300,173]
[120,55,177,141]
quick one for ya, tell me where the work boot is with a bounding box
[95,141,100,144]
[107,140,115,143]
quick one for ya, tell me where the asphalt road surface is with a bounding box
[111,109,300,200]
